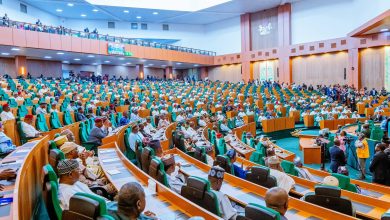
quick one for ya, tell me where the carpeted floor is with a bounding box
[259,127,372,182]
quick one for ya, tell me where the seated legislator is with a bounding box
[157,114,170,129]
[57,159,104,210]
[267,156,295,192]
[107,182,156,220]
[226,149,249,179]
[59,137,116,195]
[143,117,157,135]
[208,166,237,220]
[128,124,145,152]
[198,115,207,127]
[75,107,87,122]
[35,102,47,115]
[0,122,16,156]
[265,187,289,220]
[220,119,232,134]
[0,104,14,121]
[293,157,314,181]
[162,155,186,194]
[21,114,41,138]
[88,117,108,146]
[119,111,131,126]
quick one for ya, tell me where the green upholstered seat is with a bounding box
[331,173,358,193]
[281,160,298,176]
[36,113,49,132]
[50,112,62,129]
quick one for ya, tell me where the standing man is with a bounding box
[369,143,389,185]
[329,139,346,173]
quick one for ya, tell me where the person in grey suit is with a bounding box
[88,117,108,145]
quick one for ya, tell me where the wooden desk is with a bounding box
[303,115,314,127]
[225,134,254,159]
[299,137,322,164]
[243,115,254,124]
[262,117,295,133]
[99,143,219,219]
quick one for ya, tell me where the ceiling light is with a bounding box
[62,61,69,64]
[148,64,154,66]
[44,56,52,59]
[87,55,95,58]
[380,28,389,32]
[140,59,146,62]
[92,9,99,12]
[136,16,142,19]
[161,65,167,67]
[81,14,87,17]
[123,10,129,13]
[67,3,74,7]
[1,53,10,55]
[57,52,64,55]
[153,12,159,15]
[119,57,125,60]
[176,62,182,65]
[126,62,132,65]
[92,63,98,65]
[11,48,20,51]
[56,9,63,12]
[194,64,199,67]
[74,58,81,61]
[104,61,110,63]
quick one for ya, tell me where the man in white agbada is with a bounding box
[208,166,237,220]
[267,156,295,192]
[217,111,225,121]
[21,114,41,138]
[293,157,315,181]
[162,155,186,194]
[127,124,144,152]
[144,117,157,135]
[0,104,15,121]
[198,115,207,127]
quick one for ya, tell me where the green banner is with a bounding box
[108,43,125,55]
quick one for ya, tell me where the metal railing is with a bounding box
[0,19,216,56]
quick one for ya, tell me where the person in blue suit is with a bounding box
[329,139,346,173]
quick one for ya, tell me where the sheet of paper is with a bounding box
[107,169,121,175]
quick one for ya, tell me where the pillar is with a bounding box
[165,66,173,79]
[277,3,292,84]
[136,64,144,79]
[200,67,208,80]
[240,13,252,82]
[348,48,361,89]
[15,56,27,77]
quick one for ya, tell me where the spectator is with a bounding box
[0,104,15,121]
[329,139,346,173]
[88,117,108,146]
[361,123,371,139]
[369,143,389,185]
[2,13,9,27]
[355,133,370,180]
[208,166,237,220]
[21,114,41,138]
[265,187,289,220]
[57,159,102,210]
[107,182,155,219]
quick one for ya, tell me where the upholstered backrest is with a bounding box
[246,166,277,188]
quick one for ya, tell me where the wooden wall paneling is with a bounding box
[61,35,72,51]
[81,38,91,53]
[50,34,62,50]
[360,47,385,89]
[0,58,16,77]
[90,39,100,54]
[25,30,39,48]
[250,8,278,50]
[27,60,62,78]
[241,13,251,52]
[38,32,51,49]
[71,37,82,53]
[0,27,13,46]
[99,41,108,55]
[12,29,26,47]
[292,52,348,86]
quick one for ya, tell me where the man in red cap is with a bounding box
[87,117,108,146]
[21,114,41,138]
[0,104,15,121]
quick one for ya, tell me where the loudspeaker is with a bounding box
[344,68,346,80]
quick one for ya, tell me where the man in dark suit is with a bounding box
[75,107,87,122]
[369,143,389,185]
[329,139,346,173]
[88,117,108,145]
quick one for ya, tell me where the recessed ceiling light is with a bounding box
[140,59,146,62]
[119,57,125,60]
[74,58,81,61]
[87,55,95,58]
[176,62,182,65]
[153,12,159,15]
[126,62,132,65]
[62,61,69,64]
[161,65,167,67]
[11,48,20,51]
[57,52,64,55]
[81,14,87,17]
[104,61,110,63]
[380,28,389,32]
[148,64,154,66]
[194,64,199,67]
[92,63,98,65]
[1,53,10,55]
[44,56,52,59]
[56,9,63,12]
[123,10,129,13]
[136,16,142,19]
[67,3,74,7]
[92,9,99,12]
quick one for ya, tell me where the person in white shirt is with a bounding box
[157,114,170,129]
[151,107,160,116]
[175,112,186,123]
[66,101,76,112]
[144,117,157,135]
[50,101,59,113]
[220,119,232,133]
[128,125,144,152]
[293,157,315,181]
[21,114,41,138]
[0,104,15,121]
[237,108,246,118]
[267,156,295,192]
[217,111,225,121]
[160,107,168,115]
[35,102,47,115]
[200,108,208,115]
[162,155,186,194]
[351,111,360,119]
[181,122,196,139]
[15,92,24,102]
[198,115,207,127]
[130,109,142,122]
[57,159,103,210]
[208,166,237,220]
